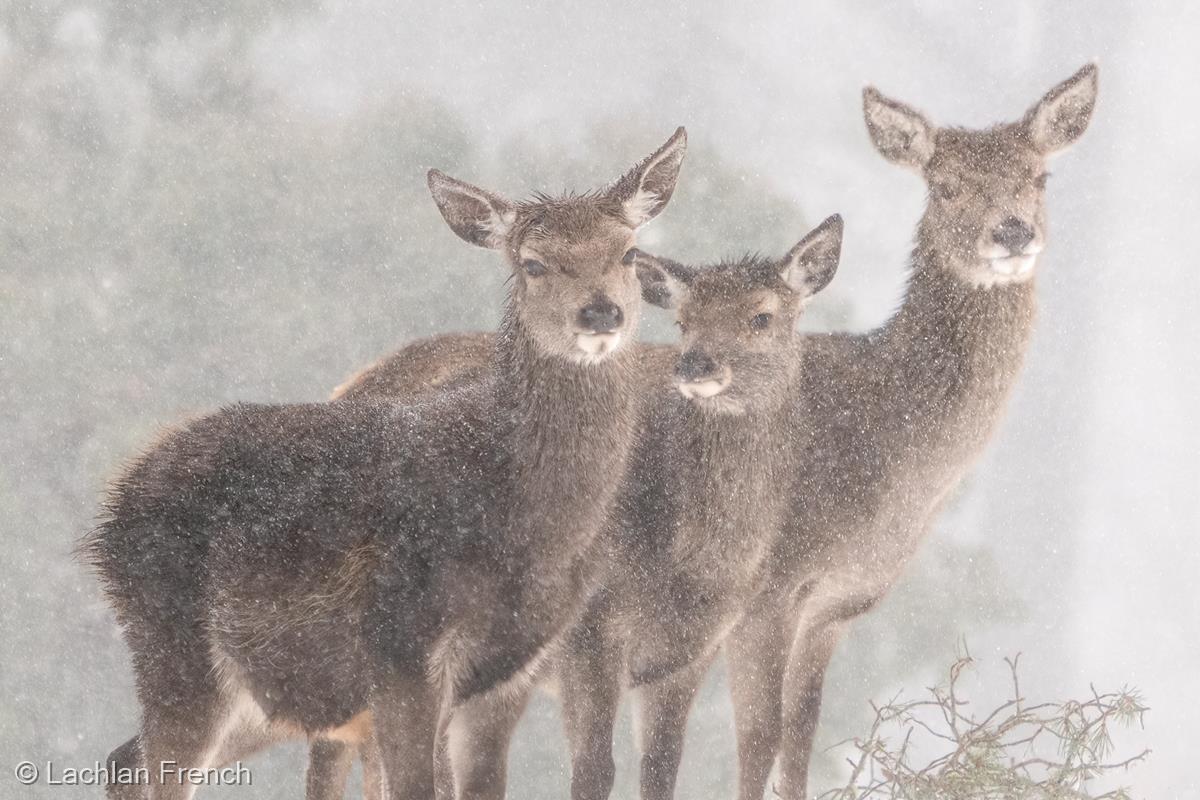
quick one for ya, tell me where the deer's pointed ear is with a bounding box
[778,214,843,297]
[608,127,688,228]
[427,169,516,250]
[863,88,936,170]
[631,249,693,309]
[1024,63,1098,155]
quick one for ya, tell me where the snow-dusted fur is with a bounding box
[725,64,1097,800]
[82,129,687,800]
[325,66,1097,800]
[326,218,844,800]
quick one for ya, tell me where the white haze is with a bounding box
[1,1,1196,796]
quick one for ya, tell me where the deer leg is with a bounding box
[726,604,790,800]
[136,688,237,800]
[444,687,532,800]
[106,695,293,799]
[635,654,712,800]
[434,729,454,800]
[370,675,440,800]
[218,723,293,766]
[560,624,622,800]
[360,731,386,800]
[307,739,357,800]
[774,619,847,800]
[104,735,146,800]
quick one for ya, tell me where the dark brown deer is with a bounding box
[328,65,1098,800]
[82,127,688,800]
[327,217,844,800]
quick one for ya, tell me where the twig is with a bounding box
[817,654,1148,800]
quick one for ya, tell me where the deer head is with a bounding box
[633,214,843,414]
[863,64,1098,288]
[428,127,687,364]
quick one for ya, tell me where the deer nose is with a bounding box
[577,297,623,334]
[676,349,719,382]
[576,296,624,333]
[991,216,1035,254]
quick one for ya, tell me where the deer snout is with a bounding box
[577,297,624,334]
[676,349,719,382]
[675,349,732,402]
[573,296,625,361]
[991,216,1036,254]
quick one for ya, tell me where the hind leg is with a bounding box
[105,736,146,800]
[137,688,237,800]
[105,703,290,799]
[117,631,242,800]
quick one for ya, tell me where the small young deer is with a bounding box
[553,217,842,800]
[83,127,687,800]
[723,65,1099,800]
[328,217,844,800]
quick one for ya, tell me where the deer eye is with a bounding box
[749,313,773,331]
[521,259,547,277]
[621,248,640,266]
[1034,172,1051,189]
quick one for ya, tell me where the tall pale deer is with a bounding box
[725,64,1099,799]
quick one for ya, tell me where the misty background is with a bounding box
[2,1,1196,797]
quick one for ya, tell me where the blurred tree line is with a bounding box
[0,3,1020,796]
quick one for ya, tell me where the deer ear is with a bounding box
[1024,63,1098,155]
[427,169,516,250]
[631,249,693,309]
[863,88,936,170]
[778,214,843,297]
[608,127,688,228]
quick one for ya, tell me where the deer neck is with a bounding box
[490,300,638,569]
[687,351,799,450]
[672,350,799,572]
[872,226,1038,448]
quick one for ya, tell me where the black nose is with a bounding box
[577,297,623,333]
[676,349,718,382]
[992,216,1035,254]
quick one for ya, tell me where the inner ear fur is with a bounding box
[607,127,688,228]
[632,250,693,309]
[427,169,516,250]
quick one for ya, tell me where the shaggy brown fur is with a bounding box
[322,218,844,800]
[733,65,1098,800]
[83,128,688,800]
[319,66,1098,800]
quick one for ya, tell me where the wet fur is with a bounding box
[85,129,687,800]
[81,303,639,780]
[327,238,843,800]
[324,67,1097,800]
